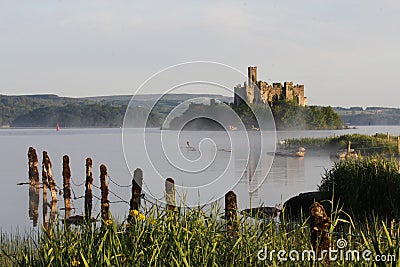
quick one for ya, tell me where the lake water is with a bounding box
[1,125,400,232]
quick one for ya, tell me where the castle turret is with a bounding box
[248,66,257,86]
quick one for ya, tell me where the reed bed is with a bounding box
[1,202,399,266]
[284,134,398,155]
[320,156,400,221]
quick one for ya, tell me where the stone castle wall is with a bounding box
[234,66,307,107]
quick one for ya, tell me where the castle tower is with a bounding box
[248,66,257,86]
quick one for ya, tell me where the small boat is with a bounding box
[56,123,60,131]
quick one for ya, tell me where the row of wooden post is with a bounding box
[27,146,240,233]
[28,147,95,224]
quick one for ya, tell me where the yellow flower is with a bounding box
[137,213,146,221]
[105,219,113,226]
[129,209,139,217]
[72,257,80,266]
[150,220,157,226]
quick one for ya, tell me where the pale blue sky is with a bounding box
[0,0,399,107]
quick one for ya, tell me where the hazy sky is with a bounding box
[1,0,399,107]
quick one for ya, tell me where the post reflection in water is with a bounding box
[42,182,48,230]
[238,145,305,207]
[28,183,39,227]
[27,182,58,228]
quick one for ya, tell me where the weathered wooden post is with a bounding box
[130,168,143,211]
[165,178,175,211]
[43,151,57,202]
[347,141,351,156]
[85,158,93,220]
[42,191,48,230]
[397,136,400,156]
[310,202,331,264]
[100,164,110,224]
[42,151,49,230]
[225,191,238,236]
[62,155,72,220]
[28,147,40,186]
[387,132,390,141]
[50,198,57,226]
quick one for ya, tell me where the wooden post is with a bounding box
[28,147,40,186]
[43,151,57,202]
[49,197,57,226]
[347,141,351,156]
[397,136,400,156]
[85,158,93,220]
[310,202,331,264]
[100,164,110,223]
[130,168,143,211]
[42,151,49,230]
[62,155,72,220]
[165,178,175,211]
[387,132,390,141]
[225,191,238,236]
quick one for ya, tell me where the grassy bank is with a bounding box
[1,203,399,266]
[283,133,399,155]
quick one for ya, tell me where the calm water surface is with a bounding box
[1,126,400,232]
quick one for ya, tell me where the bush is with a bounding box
[319,156,400,220]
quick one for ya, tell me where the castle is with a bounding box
[234,66,307,107]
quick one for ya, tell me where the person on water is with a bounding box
[186,140,191,148]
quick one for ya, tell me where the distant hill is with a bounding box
[333,107,400,125]
[84,94,232,108]
[2,93,399,128]
[0,94,232,128]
